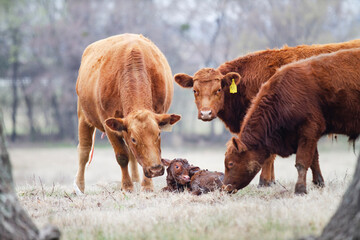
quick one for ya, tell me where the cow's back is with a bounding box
[76,34,173,130]
[216,39,360,133]
[241,48,360,155]
[219,39,360,98]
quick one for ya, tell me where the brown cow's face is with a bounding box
[105,110,181,178]
[222,137,268,193]
[174,68,241,121]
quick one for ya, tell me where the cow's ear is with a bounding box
[156,114,181,132]
[174,73,194,88]
[105,118,127,132]
[161,158,172,167]
[232,137,247,152]
[222,72,241,88]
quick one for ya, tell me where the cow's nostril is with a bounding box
[200,110,212,118]
[151,165,163,171]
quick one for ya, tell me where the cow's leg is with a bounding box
[129,153,140,183]
[270,158,275,183]
[141,174,154,192]
[310,148,325,187]
[106,132,133,192]
[295,138,318,195]
[258,154,276,187]
[74,115,95,195]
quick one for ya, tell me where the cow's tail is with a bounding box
[87,130,96,168]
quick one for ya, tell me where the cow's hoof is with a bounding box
[121,182,134,192]
[258,177,275,187]
[73,179,84,196]
[312,175,325,188]
[141,185,154,192]
[295,183,307,195]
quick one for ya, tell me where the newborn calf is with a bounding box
[161,158,224,195]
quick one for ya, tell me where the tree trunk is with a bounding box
[10,43,19,142]
[51,94,64,140]
[317,153,360,240]
[0,110,60,240]
[20,79,37,140]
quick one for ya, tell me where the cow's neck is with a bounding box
[217,81,250,133]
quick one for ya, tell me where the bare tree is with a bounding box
[315,153,360,239]
[0,109,60,239]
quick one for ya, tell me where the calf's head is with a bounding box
[174,68,241,121]
[222,137,269,193]
[105,110,181,178]
[161,158,200,185]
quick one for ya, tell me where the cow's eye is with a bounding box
[175,165,179,169]
[193,90,197,94]
[217,88,221,93]
[131,137,136,144]
[228,161,234,168]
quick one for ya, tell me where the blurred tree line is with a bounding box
[0,0,359,144]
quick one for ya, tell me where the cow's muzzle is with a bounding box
[144,164,165,178]
[199,110,215,121]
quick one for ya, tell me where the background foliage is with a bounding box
[0,0,359,145]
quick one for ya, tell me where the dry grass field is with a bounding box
[9,139,358,240]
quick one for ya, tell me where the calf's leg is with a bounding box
[258,154,276,187]
[74,114,95,195]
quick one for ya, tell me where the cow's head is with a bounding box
[222,137,269,193]
[161,158,200,185]
[174,68,241,121]
[105,110,181,178]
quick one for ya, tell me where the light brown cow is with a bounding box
[174,39,360,187]
[74,34,180,194]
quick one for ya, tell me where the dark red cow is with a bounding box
[223,48,360,194]
[175,39,360,187]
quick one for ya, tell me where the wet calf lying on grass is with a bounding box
[161,158,224,195]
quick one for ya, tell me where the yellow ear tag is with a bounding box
[230,79,237,94]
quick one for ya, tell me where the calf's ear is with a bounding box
[105,118,127,132]
[161,158,172,167]
[222,72,241,87]
[189,166,201,177]
[156,114,181,132]
[174,73,194,88]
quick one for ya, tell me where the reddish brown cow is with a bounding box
[162,158,224,195]
[223,48,360,194]
[175,39,360,187]
[74,34,180,194]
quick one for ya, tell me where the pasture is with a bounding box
[10,138,358,240]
